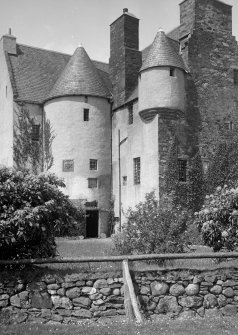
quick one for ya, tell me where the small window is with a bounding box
[31,124,40,141]
[128,104,133,125]
[178,159,187,182]
[90,159,98,170]
[202,160,209,174]
[84,96,88,103]
[133,157,140,185]
[122,176,127,186]
[63,159,74,172]
[88,178,97,188]
[224,121,233,131]
[234,69,238,85]
[170,67,175,77]
[84,108,89,121]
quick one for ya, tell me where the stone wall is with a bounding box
[134,268,238,319]
[0,269,125,325]
[2,267,238,325]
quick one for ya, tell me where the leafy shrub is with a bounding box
[0,167,85,260]
[112,192,189,257]
[195,185,238,252]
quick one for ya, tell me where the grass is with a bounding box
[47,238,238,272]
[2,317,238,335]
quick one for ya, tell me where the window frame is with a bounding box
[84,108,89,121]
[88,178,98,189]
[31,124,40,141]
[133,157,141,185]
[89,159,98,171]
[170,67,175,77]
[62,159,74,172]
[178,159,187,182]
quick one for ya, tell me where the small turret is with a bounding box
[139,29,187,117]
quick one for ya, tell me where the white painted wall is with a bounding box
[139,67,186,112]
[112,101,159,224]
[0,50,14,167]
[44,96,111,234]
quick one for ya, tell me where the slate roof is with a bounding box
[6,44,111,104]
[140,29,187,72]
[47,46,111,101]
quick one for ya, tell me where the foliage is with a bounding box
[206,136,238,194]
[112,192,189,257]
[195,184,238,252]
[0,167,85,260]
[14,103,55,174]
[164,138,204,212]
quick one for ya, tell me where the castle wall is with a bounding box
[181,0,238,160]
[44,96,111,235]
[139,67,186,112]
[112,101,159,222]
[0,51,14,167]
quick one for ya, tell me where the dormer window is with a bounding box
[170,68,175,77]
[128,104,133,125]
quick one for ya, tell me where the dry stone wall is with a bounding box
[2,267,238,324]
[135,268,238,319]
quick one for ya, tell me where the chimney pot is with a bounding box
[123,8,128,13]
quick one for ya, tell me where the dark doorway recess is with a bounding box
[86,210,98,238]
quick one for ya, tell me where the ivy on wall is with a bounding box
[13,103,55,174]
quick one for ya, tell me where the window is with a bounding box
[6,86,7,98]
[84,96,88,103]
[88,178,97,188]
[128,104,133,125]
[170,67,175,77]
[31,124,40,141]
[178,159,187,182]
[133,157,140,185]
[122,176,127,186]
[63,159,74,172]
[84,108,89,121]
[224,121,233,131]
[234,69,238,85]
[202,160,209,174]
[90,159,98,170]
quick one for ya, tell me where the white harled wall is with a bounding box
[44,96,111,235]
[112,100,159,224]
[139,67,186,112]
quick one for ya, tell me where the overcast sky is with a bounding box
[0,0,237,62]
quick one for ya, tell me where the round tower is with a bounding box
[138,29,187,117]
[44,46,111,237]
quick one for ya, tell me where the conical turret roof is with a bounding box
[46,46,111,101]
[140,29,187,72]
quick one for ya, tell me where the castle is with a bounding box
[0,0,238,237]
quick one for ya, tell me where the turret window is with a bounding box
[88,178,97,188]
[90,159,98,170]
[84,108,89,121]
[170,67,175,77]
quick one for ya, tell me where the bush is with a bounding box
[195,184,238,252]
[0,167,85,260]
[112,192,189,257]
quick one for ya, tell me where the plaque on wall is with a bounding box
[63,159,74,172]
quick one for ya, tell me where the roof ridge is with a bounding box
[18,43,72,56]
[18,43,109,67]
